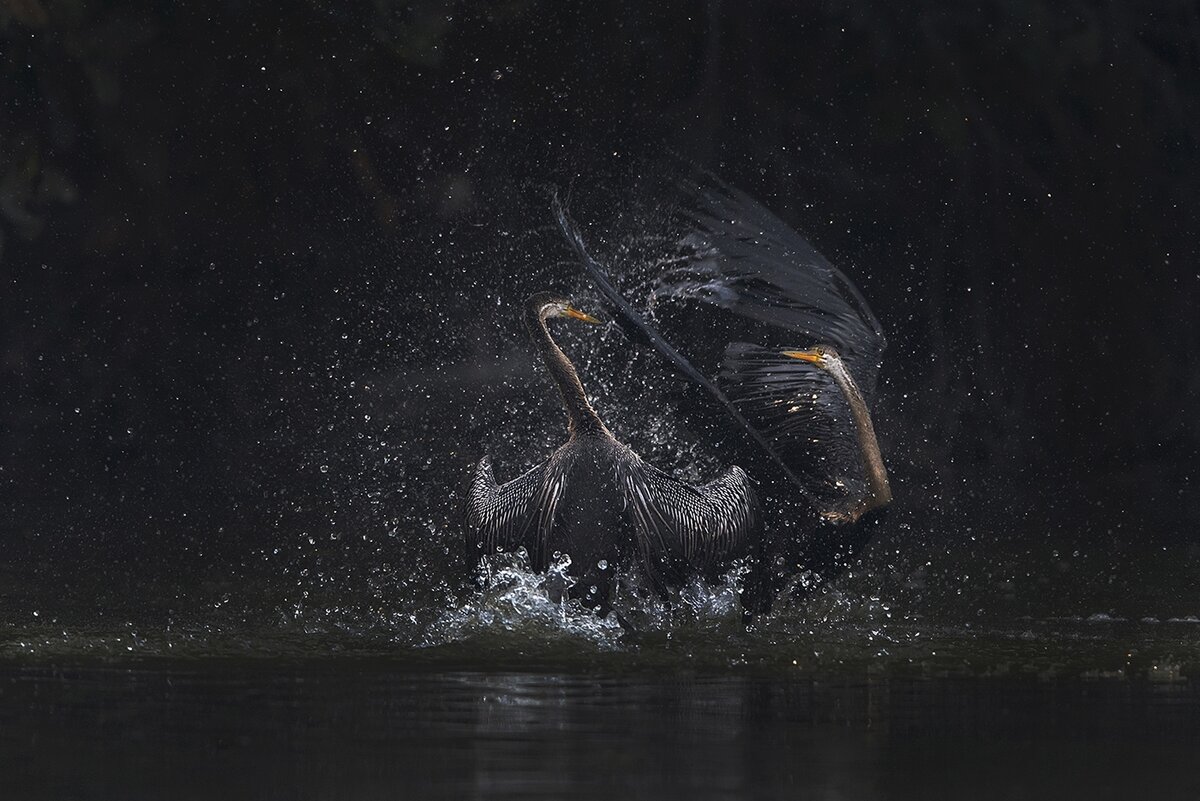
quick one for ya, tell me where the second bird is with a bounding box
[465,292,760,616]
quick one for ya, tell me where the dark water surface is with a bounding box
[3,664,1198,801]
[2,618,1199,800]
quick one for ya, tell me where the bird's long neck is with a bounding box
[824,357,892,509]
[525,307,610,437]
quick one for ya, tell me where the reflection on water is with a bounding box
[1,665,1198,800]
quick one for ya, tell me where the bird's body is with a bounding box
[464,292,760,614]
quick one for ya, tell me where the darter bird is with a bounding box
[552,174,891,616]
[464,292,760,616]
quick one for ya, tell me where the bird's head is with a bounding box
[526,292,601,324]
[781,344,841,367]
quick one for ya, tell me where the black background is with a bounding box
[2,1,1197,621]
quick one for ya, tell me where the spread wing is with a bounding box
[656,176,885,392]
[552,191,817,501]
[719,342,868,506]
[619,452,760,572]
[553,172,886,503]
[464,451,575,567]
[464,456,545,557]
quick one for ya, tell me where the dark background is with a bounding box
[1,1,1197,622]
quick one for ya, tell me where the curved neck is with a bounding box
[524,304,610,437]
[824,357,892,510]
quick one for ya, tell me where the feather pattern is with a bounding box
[553,173,887,511]
[655,177,885,394]
[617,445,759,569]
[464,456,546,556]
[551,191,816,502]
[719,342,867,504]
[464,292,763,597]
[466,443,759,575]
[465,449,578,569]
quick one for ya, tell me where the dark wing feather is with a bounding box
[619,451,759,571]
[720,343,866,505]
[656,177,885,396]
[552,191,817,503]
[464,456,545,556]
[552,174,886,503]
[464,451,575,566]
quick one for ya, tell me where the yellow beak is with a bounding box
[564,306,601,324]
[781,349,822,364]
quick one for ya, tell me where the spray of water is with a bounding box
[423,549,762,651]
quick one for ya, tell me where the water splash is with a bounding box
[424,551,625,650]
[423,550,761,652]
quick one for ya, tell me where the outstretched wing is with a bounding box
[464,451,575,569]
[719,342,867,505]
[464,456,546,557]
[552,191,816,503]
[553,172,886,502]
[619,451,760,572]
[656,176,886,393]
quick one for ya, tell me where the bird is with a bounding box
[552,174,891,617]
[551,174,890,525]
[723,343,891,524]
[464,291,760,616]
